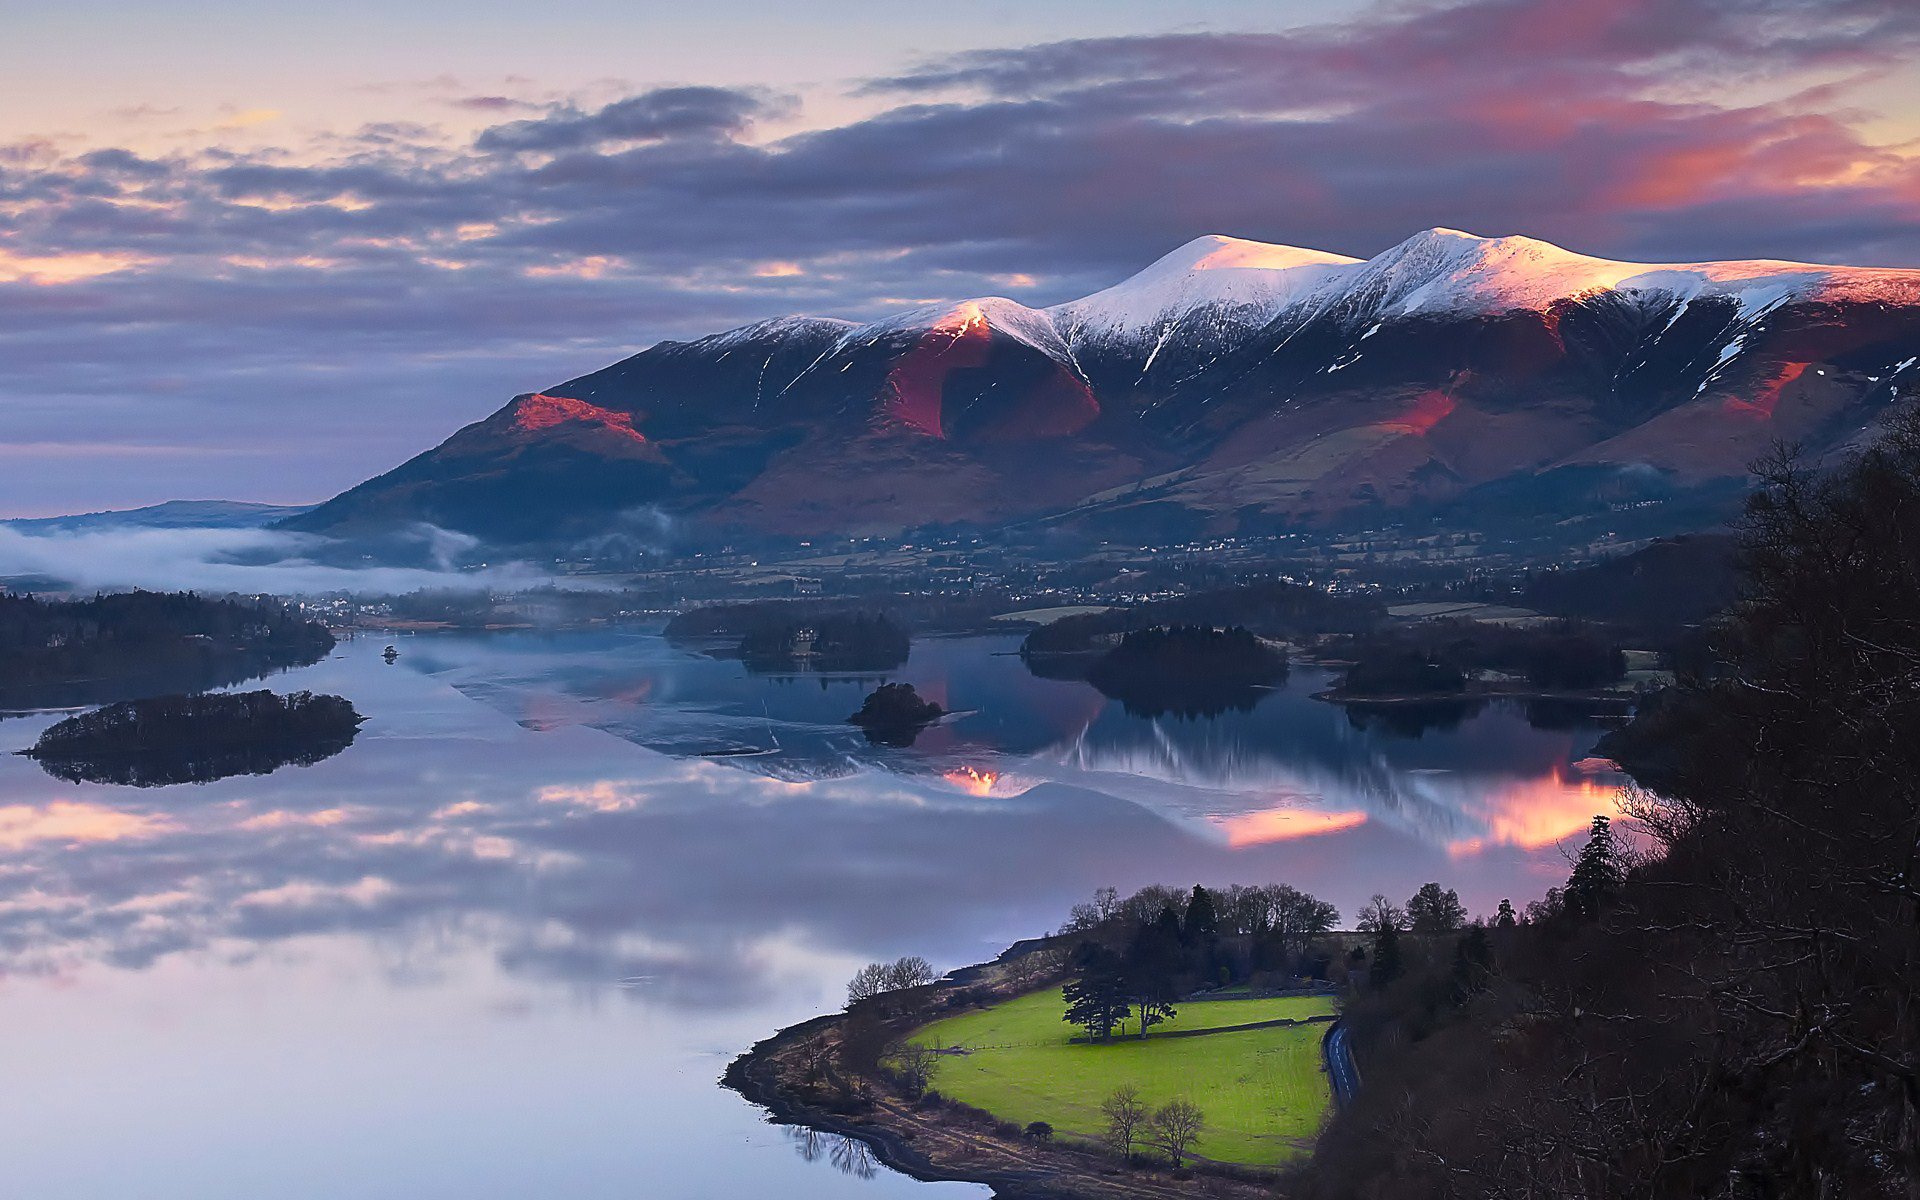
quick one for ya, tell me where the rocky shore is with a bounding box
[721,938,1296,1200]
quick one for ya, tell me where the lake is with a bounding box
[0,630,1625,1197]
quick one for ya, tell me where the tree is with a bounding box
[1356,893,1404,934]
[1564,814,1624,919]
[1135,993,1177,1039]
[889,1040,938,1098]
[1025,1121,1053,1142]
[1124,907,1184,1037]
[846,962,890,1006]
[847,954,937,1007]
[1060,885,1120,935]
[1371,921,1403,989]
[1062,943,1131,1041]
[882,955,936,991]
[1099,1084,1147,1162]
[1406,882,1468,934]
[1450,924,1494,995]
[1147,1098,1205,1169]
[1183,884,1221,979]
[1355,893,1405,988]
[1183,884,1219,944]
[1494,898,1517,928]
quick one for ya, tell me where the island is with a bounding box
[847,683,945,747]
[21,689,364,787]
[0,590,335,710]
[665,602,912,673]
[1084,625,1289,718]
[1317,621,1631,707]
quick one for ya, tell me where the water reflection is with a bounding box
[0,632,1630,1199]
[1341,698,1486,738]
[787,1128,883,1179]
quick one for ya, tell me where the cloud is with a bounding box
[473,86,784,153]
[0,0,1917,515]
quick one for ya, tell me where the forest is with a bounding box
[1297,411,1920,1199]
[1082,625,1290,718]
[0,590,335,708]
[24,689,364,787]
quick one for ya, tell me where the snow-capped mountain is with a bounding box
[289,229,1920,549]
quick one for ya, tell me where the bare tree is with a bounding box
[889,1040,938,1099]
[846,961,891,1006]
[1356,893,1405,934]
[1099,1083,1147,1163]
[881,955,936,991]
[1147,1097,1205,1169]
[847,954,936,1007]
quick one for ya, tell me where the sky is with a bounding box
[3,0,1918,517]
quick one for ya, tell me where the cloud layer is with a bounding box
[3,0,1917,514]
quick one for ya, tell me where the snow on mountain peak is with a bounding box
[1052,235,1361,344]
[1354,227,1920,317]
[691,230,1919,371]
[1147,234,1361,276]
[1353,228,1636,315]
[846,296,1078,365]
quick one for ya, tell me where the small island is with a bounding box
[847,683,945,747]
[1318,621,1630,705]
[1084,625,1289,718]
[21,689,364,787]
[665,602,912,673]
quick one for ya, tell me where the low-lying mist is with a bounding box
[0,523,563,596]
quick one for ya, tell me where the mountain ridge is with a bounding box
[287,228,1920,550]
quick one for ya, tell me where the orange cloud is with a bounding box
[526,255,623,279]
[0,249,152,285]
[237,808,353,830]
[1448,766,1626,856]
[0,801,172,850]
[1213,806,1369,847]
[537,780,643,812]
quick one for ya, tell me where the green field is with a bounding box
[910,990,1335,1166]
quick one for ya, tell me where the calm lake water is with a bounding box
[0,631,1625,1198]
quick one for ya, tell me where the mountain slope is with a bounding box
[289,229,1920,548]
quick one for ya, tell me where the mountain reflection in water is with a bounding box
[0,631,1627,1199]
[405,630,1627,858]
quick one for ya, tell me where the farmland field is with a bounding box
[909,989,1336,1166]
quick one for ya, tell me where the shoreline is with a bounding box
[1310,685,1637,706]
[721,938,1310,1200]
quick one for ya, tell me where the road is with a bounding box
[1324,1020,1361,1108]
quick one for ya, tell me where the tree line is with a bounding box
[24,689,364,787]
[1298,410,1920,1199]
[1057,882,1341,1040]
[0,590,334,708]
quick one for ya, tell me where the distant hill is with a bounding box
[5,500,313,534]
[286,229,1920,550]
[1525,535,1740,628]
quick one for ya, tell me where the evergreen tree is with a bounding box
[1124,907,1184,1038]
[1183,885,1218,944]
[1371,921,1403,989]
[1450,925,1494,995]
[1494,898,1518,928]
[1182,884,1221,980]
[1062,943,1130,1041]
[1565,814,1625,919]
